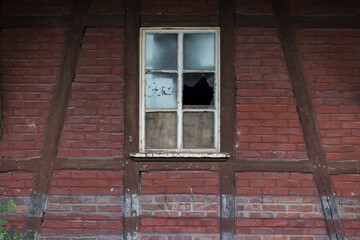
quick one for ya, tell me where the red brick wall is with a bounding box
[140,171,220,239]
[0,172,35,231]
[297,29,360,162]
[332,174,360,238]
[39,170,124,238]
[0,28,66,158]
[57,27,125,158]
[235,27,308,160]
[1,1,360,239]
[236,172,327,239]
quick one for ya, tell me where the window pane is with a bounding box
[145,73,177,109]
[183,33,215,70]
[145,33,177,70]
[183,73,214,108]
[146,112,177,149]
[183,112,214,148]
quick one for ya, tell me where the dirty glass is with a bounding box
[145,72,177,109]
[183,33,215,70]
[145,33,177,70]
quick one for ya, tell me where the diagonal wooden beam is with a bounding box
[23,0,90,237]
[271,1,344,239]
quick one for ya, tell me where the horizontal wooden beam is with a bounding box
[0,158,39,172]
[141,13,219,27]
[2,13,360,29]
[328,161,360,175]
[234,159,313,172]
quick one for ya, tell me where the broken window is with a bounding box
[139,28,220,154]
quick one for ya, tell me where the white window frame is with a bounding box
[133,27,228,158]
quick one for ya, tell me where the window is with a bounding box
[135,27,223,157]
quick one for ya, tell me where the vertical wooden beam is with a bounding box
[220,0,236,239]
[124,0,140,239]
[24,0,90,237]
[271,1,344,239]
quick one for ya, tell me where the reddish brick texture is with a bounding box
[140,171,220,238]
[332,174,360,238]
[297,29,360,162]
[235,27,309,160]
[235,172,328,239]
[0,172,35,232]
[0,28,66,158]
[141,0,219,14]
[39,170,124,238]
[289,0,360,15]
[57,27,125,158]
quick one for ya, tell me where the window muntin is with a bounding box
[139,28,220,153]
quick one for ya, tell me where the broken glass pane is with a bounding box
[145,33,177,70]
[146,112,177,149]
[183,112,214,148]
[183,33,215,70]
[183,73,214,108]
[145,73,177,109]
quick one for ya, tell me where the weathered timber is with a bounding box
[234,159,313,172]
[328,161,360,175]
[141,13,219,27]
[271,1,344,239]
[0,159,39,172]
[124,0,140,238]
[24,0,90,233]
[220,0,235,239]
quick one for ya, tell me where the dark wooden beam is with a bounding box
[328,161,360,175]
[124,0,140,238]
[24,0,90,235]
[0,159,39,172]
[141,13,219,27]
[234,159,313,172]
[271,1,344,239]
[220,0,236,239]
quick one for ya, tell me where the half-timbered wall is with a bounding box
[0,0,359,240]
